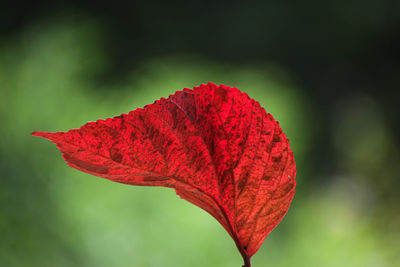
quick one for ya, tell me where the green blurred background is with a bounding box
[1,1,399,266]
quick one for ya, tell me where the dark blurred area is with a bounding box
[3,0,400,154]
[1,1,399,266]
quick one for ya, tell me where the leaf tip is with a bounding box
[31,131,59,141]
[32,131,46,137]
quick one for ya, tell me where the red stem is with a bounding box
[242,254,251,267]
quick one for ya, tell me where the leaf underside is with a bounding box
[32,83,296,263]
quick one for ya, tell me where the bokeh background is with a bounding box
[1,1,399,266]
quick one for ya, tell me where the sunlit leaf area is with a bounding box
[1,5,399,267]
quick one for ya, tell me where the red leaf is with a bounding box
[32,83,296,266]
